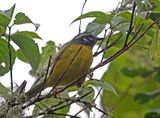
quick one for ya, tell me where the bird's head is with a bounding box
[71,32,103,48]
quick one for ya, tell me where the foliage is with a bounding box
[0,0,160,118]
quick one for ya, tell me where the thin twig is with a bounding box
[74,106,88,117]
[101,29,113,62]
[93,88,102,102]
[94,28,109,54]
[26,91,93,118]
[8,26,13,91]
[79,0,87,33]
[124,2,136,46]
[93,106,114,118]
[57,18,157,94]
[93,34,123,57]
[37,56,52,98]
[22,19,156,110]
[50,46,82,93]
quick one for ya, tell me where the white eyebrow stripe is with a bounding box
[83,37,89,41]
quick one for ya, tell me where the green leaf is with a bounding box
[78,86,95,102]
[86,20,105,36]
[12,32,40,73]
[16,31,42,39]
[101,32,124,49]
[33,97,69,118]
[0,82,10,99]
[14,12,33,25]
[149,28,160,60]
[85,80,118,96]
[0,38,16,76]
[33,97,59,114]
[72,11,112,24]
[0,25,5,36]
[0,4,15,27]
[16,49,28,63]
[35,41,56,76]
[121,67,139,77]
[145,109,160,118]
[134,89,160,104]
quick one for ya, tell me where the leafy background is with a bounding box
[0,0,160,118]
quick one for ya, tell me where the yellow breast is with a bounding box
[47,43,93,87]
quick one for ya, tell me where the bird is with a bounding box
[25,32,103,99]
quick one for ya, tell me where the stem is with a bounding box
[79,0,87,33]
[8,26,13,91]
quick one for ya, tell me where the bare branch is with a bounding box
[79,0,88,33]
[124,2,136,46]
[7,26,14,91]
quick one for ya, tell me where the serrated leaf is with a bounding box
[14,12,32,25]
[12,32,40,73]
[72,11,112,24]
[85,80,118,96]
[0,38,16,76]
[0,82,10,99]
[0,4,15,27]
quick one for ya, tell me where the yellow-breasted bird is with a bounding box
[26,32,102,99]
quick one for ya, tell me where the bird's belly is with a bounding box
[48,44,93,87]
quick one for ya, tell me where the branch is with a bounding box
[124,2,136,46]
[25,90,93,118]
[50,46,82,92]
[79,0,88,33]
[7,25,14,91]
[37,56,52,98]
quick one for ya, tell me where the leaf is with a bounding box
[111,16,124,27]
[33,97,59,114]
[149,28,160,60]
[78,86,95,102]
[0,4,15,27]
[14,12,33,25]
[85,80,118,96]
[121,67,139,77]
[14,12,40,30]
[72,11,112,24]
[0,25,5,36]
[145,109,160,118]
[33,97,69,118]
[134,89,160,104]
[86,20,106,36]
[16,49,28,63]
[0,82,10,99]
[12,32,40,73]
[35,41,56,76]
[0,38,16,76]
[16,31,42,39]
